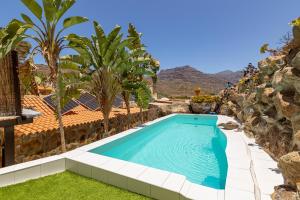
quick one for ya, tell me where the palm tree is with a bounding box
[67,21,131,137]
[119,24,160,126]
[119,55,148,127]
[134,81,152,124]
[13,0,88,152]
[119,24,149,121]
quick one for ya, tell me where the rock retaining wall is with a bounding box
[220,54,300,159]
[219,52,300,198]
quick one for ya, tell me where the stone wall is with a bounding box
[149,102,191,115]
[190,102,218,114]
[13,108,160,164]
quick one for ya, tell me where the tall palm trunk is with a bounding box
[103,115,109,136]
[49,57,66,152]
[152,76,158,100]
[122,91,131,128]
[102,107,110,138]
[140,107,143,124]
[56,72,66,152]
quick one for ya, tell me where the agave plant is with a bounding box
[10,0,88,152]
[67,21,132,136]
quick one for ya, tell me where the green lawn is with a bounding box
[0,171,151,200]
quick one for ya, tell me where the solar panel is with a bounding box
[43,94,80,115]
[76,92,136,110]
[113,96,123,108]
[77,93,94,104]
[43,94,56,110]
[76,92,100,111]
[62,100,80,114]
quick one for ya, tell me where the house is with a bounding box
[8,95,143,164]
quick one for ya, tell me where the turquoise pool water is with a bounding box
[90,114,228,189]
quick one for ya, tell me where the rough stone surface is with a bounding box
[272,185,300,200]
[219,104,234,116]
[294,131,300,150]
[291,51,300,70]
[278,152,300,187]
[149,102,190,115]
[218,121,239,130]
[190,102,217,114]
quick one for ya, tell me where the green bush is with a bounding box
[191,95,220,103]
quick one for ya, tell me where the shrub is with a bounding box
[191,95,220,104]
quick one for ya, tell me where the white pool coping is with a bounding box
[0,114,283,200]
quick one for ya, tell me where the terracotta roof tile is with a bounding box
[15,95,139,136]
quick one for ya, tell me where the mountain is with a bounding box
[156,66,242,97]
[214,70,243,83]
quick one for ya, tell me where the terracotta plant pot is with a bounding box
[194,87,201,96]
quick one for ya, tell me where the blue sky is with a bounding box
[1,0,300,73]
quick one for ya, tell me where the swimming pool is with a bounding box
[90,114,228,189]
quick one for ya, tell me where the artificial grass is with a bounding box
[0,171,152,200]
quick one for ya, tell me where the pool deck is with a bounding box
[0,114,283,200]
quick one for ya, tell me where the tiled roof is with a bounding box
[15,95,140,136]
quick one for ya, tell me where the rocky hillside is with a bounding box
[157,66,242,97]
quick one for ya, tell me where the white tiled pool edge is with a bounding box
[0,114,283,200]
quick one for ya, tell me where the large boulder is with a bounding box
[273,67,300,94]
[272,185,299,200]
[291,111,300,132]
[227,101,240,115]
[293,131,300,150]
[227,91,245,107]
[218,121,239,130]
[219,104,234,116]
[190,102,216,114]
[149,102,190,115]
[291,51,300,70]
[273,91,300,120]
[278,151,300,188]
[261,87,275,104]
